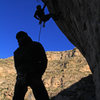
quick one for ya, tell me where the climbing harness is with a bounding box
[38,24,42,42]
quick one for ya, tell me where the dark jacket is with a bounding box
[14,41,47,78]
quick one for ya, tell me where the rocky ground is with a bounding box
[0,48,95,100]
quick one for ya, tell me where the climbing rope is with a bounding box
[38,24,42,42]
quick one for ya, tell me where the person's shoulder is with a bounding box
[33,41,44,49]
[33,41,42,46]
[14,48,20,55]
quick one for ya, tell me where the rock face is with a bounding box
[41,0,100,99]
[46,48,81,61]
[0,48,94,100]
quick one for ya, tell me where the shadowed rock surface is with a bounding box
[0,48,95,100]
[51,75,95,100]
[41,0,100,99]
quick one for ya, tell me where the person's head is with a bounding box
[36,5,41,10]
[16,31,32,47]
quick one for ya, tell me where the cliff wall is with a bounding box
[42,0,100,99]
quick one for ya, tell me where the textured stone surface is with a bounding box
[46,48,81,61]
[42,0,100,99]
[0,48,93,100]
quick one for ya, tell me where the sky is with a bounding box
[0,0,75,58]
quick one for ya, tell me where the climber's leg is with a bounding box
[44,13,60,21]
[43,22,45,27]
[43,14,52,22]
[39,20,42,24]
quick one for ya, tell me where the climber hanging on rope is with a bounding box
[34,2,52,27]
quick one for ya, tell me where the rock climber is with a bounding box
[34,2,52,27]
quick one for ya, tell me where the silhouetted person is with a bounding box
[13,31,49,100]
[34,3,52,27]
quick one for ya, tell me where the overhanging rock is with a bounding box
[42,0,100,100]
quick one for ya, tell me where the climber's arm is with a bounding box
[42,3,46,11]
[34,11,40,20]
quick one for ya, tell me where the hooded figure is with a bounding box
[13,31,49,100]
